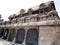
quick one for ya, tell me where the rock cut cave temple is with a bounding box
[0,1,60,45]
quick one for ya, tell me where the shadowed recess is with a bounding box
[26,28,39,45]
[15,28,25,44]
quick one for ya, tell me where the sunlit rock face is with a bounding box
[0,43,4,45]
[0,40,11,45]
[0,1,60,45]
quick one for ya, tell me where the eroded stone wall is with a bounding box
[39,26,57,45]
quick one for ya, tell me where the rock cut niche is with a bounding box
[26,28,39,45]
[15,28,25,44]
[0,28,4,38]
[2,28,9,40]
[8,28,16,41]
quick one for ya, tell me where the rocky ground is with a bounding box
[0,39,20,45]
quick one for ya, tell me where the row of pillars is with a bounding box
[0,27,40,45]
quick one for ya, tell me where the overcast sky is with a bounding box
[0,0,59,21]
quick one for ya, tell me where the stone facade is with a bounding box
[0,1,60,45]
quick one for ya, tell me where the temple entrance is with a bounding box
[15,28,25,44]
[2,28,9,40]
[26,28,39,45]
[8,28,16,41]
[0,28,4,38]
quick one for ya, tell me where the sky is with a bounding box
[0,0,59,21]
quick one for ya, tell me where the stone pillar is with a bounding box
[12,28,17,45]
[22,28,28,45]
[39,26,41,45]
[6,28,11,40]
